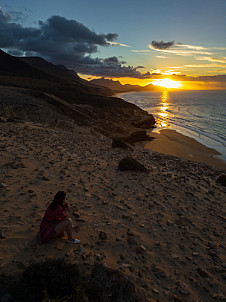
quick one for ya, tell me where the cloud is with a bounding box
[151,40,175,50]
[130,50,151,54]
[0,10,153,78]
[177,44,206,51]
[70,56,151,78]
[185,63,226,68]
[148,41,212,56]
[196,56,226,64]
[107,41,130,47]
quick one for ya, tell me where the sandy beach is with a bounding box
[139,129,226,171]
[1,118,226,301]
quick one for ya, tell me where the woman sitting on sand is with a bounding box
[39,191,80,244]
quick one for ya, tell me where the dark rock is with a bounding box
[111,138,129,149]
[72,211,80,218]
[0,229,6,239]
[118,157,148,172]
[127,236,137,245]
[152,288,159,294]
[136,245,147,253]
[151,264,167,278]
[99,230,107,240]
[173,296,183,302]
[197,267,210,278]
[127,229,135,236]
[122,130,154,144]
[132,114,155,129]
[217,174,226,186]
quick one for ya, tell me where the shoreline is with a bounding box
[137,128,226,171]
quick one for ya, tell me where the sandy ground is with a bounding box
[0,120,226,302]
[140,129,226,171]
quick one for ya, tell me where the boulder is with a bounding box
[118,157,148,172]
[217,174,226,186]
[121,131,154,144]
[111,138,129,149]
[132,114,155,129]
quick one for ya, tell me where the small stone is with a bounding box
[17,163,25,168]
[197,267,210,278]
[179,287,190,295]
[127,229,135,236]
[98,231,107,240]
[192,251,199,256]
[136,245,147,253]
[79,248,85,255]
[127,236,137,245]
[152,288,159,294]
[0,229,6,239]
[95,253,103,261]
[0,183,7,190]
[72,211,80,218]
[42,176,49,181]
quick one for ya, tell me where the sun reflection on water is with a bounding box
[157,90,171,129]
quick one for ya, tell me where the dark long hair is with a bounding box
[49,191,66,211]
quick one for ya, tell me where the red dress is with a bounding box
[40,205,67,243]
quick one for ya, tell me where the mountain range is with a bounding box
[89,77,158,93]
[0,49,155,139]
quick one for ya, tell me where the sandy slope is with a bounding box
[0,120,226,302]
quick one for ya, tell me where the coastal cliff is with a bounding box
[1,49,226,302]
[0,49,155,140]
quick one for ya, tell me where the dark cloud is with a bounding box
[69,56,151,78]
[151,40,175,50]
[0,10,153,78]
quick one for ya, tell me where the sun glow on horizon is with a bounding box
[152,78,182,89]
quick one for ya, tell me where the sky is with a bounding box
[0,0,226,88]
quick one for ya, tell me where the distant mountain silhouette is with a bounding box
[90,77,158,92]
[90,77,141,92]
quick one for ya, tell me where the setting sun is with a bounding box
[152,78,182,89]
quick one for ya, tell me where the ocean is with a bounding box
[119,90,226,160]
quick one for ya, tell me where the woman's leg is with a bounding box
[55,218,74,241]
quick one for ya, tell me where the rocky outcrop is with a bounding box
[111,138,129,149]
[118,157,148,172]
[217,174,226,186]
[131,114,155,129]
[118,131,154,144]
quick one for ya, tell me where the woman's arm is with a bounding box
[55,206,67,222]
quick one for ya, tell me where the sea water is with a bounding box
[119,90,226,160]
